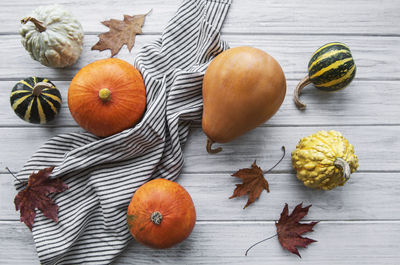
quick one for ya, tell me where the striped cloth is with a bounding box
[15,0,231,264]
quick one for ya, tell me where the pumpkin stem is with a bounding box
[293,75,312,110]
[99,88,112,102]
[206,137,222,154]
[32,82,53,96]
[150,211,163,225]
[21,17,46,32]
[334,157,351,181]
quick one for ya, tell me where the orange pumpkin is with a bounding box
[127,179,196,249]
[68,58,146,137]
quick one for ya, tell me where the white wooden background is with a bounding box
[1,0,400,264]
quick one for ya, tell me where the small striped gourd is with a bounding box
[294,42,356,109]
[10,77,62,124]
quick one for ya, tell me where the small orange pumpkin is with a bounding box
[68,58,146,137]
[127,179,196,249]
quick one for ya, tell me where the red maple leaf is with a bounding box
[14,167,68,230]
[275,203,318,257]
[245,202,318,257]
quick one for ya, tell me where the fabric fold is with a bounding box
[15,0,231,264]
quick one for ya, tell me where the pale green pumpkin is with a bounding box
[20,5,84,68]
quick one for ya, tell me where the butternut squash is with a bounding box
[202,46,286,154]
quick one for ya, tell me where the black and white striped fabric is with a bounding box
[15,0,231,264]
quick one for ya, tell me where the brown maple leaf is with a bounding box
[230,161,269,209]
[230,146,285,209]
[13,167,68,230]
[275,203,318,257]
[92,10,151,57]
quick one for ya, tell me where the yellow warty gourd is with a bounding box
[291,130,358,190]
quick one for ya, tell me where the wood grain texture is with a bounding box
[2,0,400,35]
[2,80,400,127]
[1,34,399,81]
[0,126,399,173]
[117,221,400,264]
[182,125,400,173]
[0,222,39,265]
[1,221,399,264]
[2,172,400,221]
[1,0,399,264]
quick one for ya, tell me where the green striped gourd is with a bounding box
[294,42,356,109]
[10,77,62,124]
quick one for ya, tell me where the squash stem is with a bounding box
[206,137,222,154]
[32,82,53,96]
[150,211,163,225]
[293,75,312,110]
[21,17,46,32]
[334,158,351,181]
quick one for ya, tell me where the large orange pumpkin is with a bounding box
[68,58,146,137]
[127,179,196,249]
[202,46,286,153]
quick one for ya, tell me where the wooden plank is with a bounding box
[2,0,400,35]
[0,127,81,172]
[0,175,17,220]
[1,80,399,127]
[2,172,400,221]
[166,172,400,221]
[0,221,39,265]
[1,221,399,264]
[183,125,400,173]
[1,126,399,173]
[0,34,398,81]
[0,34,157,81]
[117,221,400,264]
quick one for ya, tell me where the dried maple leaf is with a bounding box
[230,161,269,209]
[13,167,68,230]
[245,202,318,257]
[230,146,285,209]
[275,203,318,257]
[92,10,151,57]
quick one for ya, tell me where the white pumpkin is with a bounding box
[20,5,84,68]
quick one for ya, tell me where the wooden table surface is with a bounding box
[1,0,400,264]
